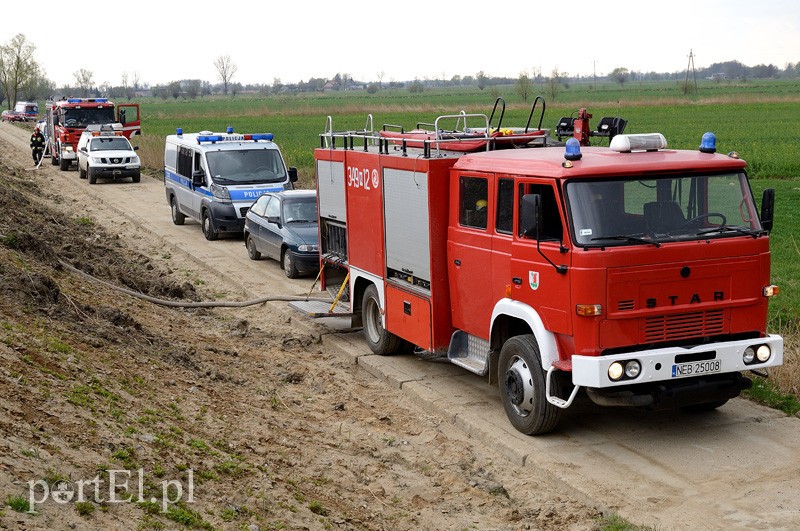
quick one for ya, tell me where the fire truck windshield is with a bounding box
[63,107,116,127]
[206,149,287,185]
[566,172,764,247]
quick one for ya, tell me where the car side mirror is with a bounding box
[191,170,205,186]
[133,146,139,151]
[288,167,298,183]
[267,215,280,225]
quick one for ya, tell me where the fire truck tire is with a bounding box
[362,284,404,356]
[201,210,219,241]
[245,235,261,260]
[498,335,562,435]
[59,157,70,171]
[281,250,299,278]
[170,197,185,225]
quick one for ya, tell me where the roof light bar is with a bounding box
[195,132,275,144]
[610,133,667,153]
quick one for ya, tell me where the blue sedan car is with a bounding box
[244,190,319,278]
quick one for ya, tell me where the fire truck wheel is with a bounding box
[282,250,298,278]
[246,235,261,260]
[498,335,562,435]
[201,210,219,241]
[362,284,404,356]
[170,197,185,225]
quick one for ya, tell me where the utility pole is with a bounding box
[684,49,698,95]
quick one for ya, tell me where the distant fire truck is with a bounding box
[301,101,782,435]
[45,97,140,171]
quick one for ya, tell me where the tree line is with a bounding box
[3,32,800,109]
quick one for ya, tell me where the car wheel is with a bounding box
[201,210,219,241]
[361,284,405,355]
[170,196,185,225]
[498,335,562,435]
[79,166,87,179]
[282,249,299,278]
[132,170,141,183]
[246,234,261,260]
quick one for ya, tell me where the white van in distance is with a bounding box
[164,128,297,240]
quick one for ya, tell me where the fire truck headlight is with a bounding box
[624,360,641,379]
[756,345,771,363]
[608,362,624,381]
[743,346,755,364]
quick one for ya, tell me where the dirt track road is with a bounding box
[3,121,799,530]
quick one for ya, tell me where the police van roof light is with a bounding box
[227,126,234,134]
[67,98,82,103]
[176,128,183,136]
[95,98,108,103]
[196,135,224,144]
[610,133,668,152]
[249,133,274,141]
[699,132,717,153]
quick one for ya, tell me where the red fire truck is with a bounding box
[45,97,140,171]
[305,105,782,435]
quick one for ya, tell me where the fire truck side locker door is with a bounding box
[385,285,433,350]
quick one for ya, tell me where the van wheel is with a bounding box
[245,235,261,260]
[170,197,185,225]
[362,284,404,355]
[499,335,562,435]
[201,210,219,241]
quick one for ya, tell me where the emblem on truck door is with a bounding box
[529,271,540,290]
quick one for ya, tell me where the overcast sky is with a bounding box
[6,0,799,88]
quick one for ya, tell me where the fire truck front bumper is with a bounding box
[570,334,783,391]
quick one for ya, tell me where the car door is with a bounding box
[262,195,283,259]
[246,194,270,254]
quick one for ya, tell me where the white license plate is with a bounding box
[671,359,721,378]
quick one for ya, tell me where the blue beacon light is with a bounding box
[226,126,234,134]
[699,132,717,153]
[564,138,582,161]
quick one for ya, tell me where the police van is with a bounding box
[164,128,297,240]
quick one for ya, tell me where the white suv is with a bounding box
[77,130,141,184]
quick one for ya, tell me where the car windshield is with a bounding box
[206,149,287,185]
[63,108,116,127]
[90,137,131,151]
[282,197,318,223]
[566,172,763,247]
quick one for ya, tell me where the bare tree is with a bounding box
[547,67,562,101]
[73,68,94,96]
[516,70,532,102]
[0,33,38,109]
[213,55,238,95]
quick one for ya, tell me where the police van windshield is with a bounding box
[63,108,116,127]
[206,149,287,185]
[566,172,763,247]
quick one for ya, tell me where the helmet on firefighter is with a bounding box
[34,125,39,132]
[475,199,488,210]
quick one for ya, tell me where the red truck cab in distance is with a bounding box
[310,113,782,435]
[45,97,140,171]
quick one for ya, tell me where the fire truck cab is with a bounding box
[306,110,782,435]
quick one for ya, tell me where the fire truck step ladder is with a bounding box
[545,366,580,409]
[287,272,354,319]
[447,331,489,376]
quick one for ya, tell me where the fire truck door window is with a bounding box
[459,176,488,229]
[496,178,514,234]
[518,183,562,241]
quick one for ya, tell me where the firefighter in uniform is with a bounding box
[30,126,46,164]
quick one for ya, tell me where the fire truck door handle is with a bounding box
[454,259,461,266]
[512,278,522,285]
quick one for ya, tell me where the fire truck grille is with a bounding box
[643,309,725,343]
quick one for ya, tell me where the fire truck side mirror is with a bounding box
[760,188,775,232]
[520,194,542,239]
